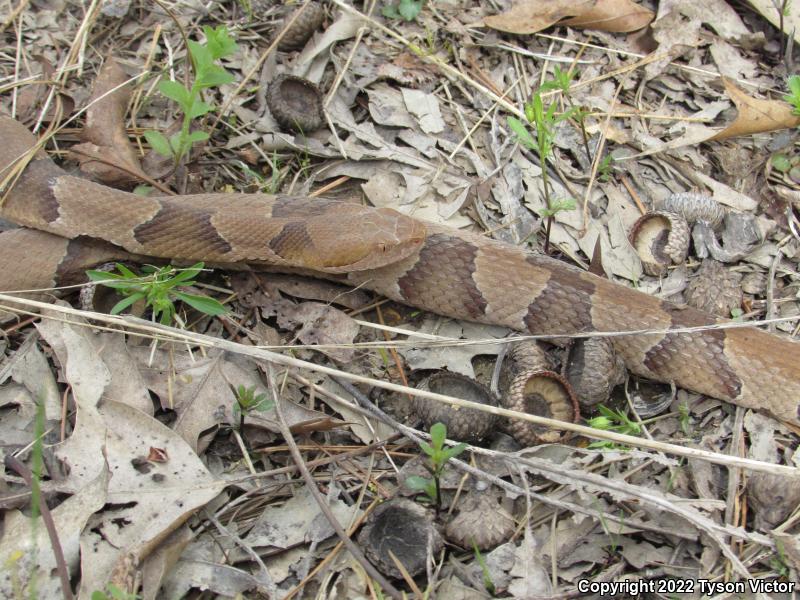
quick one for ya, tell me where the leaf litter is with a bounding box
[2,0,800,597]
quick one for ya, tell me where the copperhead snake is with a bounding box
[1,115,799,427]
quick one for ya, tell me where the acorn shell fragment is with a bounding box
[629,210,690,276]
[414,372,499,443]
[276,1,325,50]
[266,74,324,133]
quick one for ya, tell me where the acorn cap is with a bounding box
[444,491,515,551]
[276,1,325,50]
[629,210,690,276]
[659,192,725,229]
[502,369,579,446]
[564,337,626,409]
[357,497,443,578]
[414,372,499,443]
[266,74,324,133]
[684,259,742,318]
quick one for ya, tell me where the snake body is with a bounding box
[1,116,799,425]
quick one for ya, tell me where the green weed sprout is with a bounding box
[91,584,140,600]
[382,0,424,21]
[784,75,800,116]
[508,88,577,252]
[145,25,238,164]
[405,422,467,511]
[86,262,226,326]
[233,384,274,431]
[586,405,644,450]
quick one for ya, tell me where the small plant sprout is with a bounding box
[405,422,467,512]
[233,384,274,431]
[783,75,800,116]
[86,262,227,326]
[508,89,578,253]
[382,0,424,21]
[91,584,140,600]
[145,25,238,165]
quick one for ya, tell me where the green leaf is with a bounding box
[789,75,800,98]
[186,130,210,144]
[86,270,125,282]
[203,25,238,59]
[398,0,422,21]
[143,130,173,158]
[169,262,204,284]
[168,132,185,156]
[771,153,792,172]
[405,475,433,491]
[442,442,467,461]
[197,65,234,88]
[429,422,446,449]
[188,39,214,71]
[172,292,227,316]
[188,98,213,118]
[507,117,537,151]
[381,4,401,18]
[109,292,146,315]
[419,441,435,457]
[158,80,192,111]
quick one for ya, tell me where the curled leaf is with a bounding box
[484,0,654,34]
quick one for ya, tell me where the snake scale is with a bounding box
[1,115,799,426]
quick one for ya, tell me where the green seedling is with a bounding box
[405,422,466,512]
[145,25,238,165]
[382,0,424,21]
[585,404,643,450]
[86,262,227,326]
[539,65,574,94]
[783,75,800,116]
[92,584,140,600]
[597,153,615,182]
[233,384,274,431]
[677,400,692,436]
[508,89,577,253]
[472,541,496,595]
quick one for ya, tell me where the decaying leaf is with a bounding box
[68,57,145,185]
[484,0,654,34]
[0,461,109,598]
[31,315,225,595]
[709,77,800,141]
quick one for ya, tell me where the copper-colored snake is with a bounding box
[1,116,798,426]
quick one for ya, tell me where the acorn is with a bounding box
[414,372,499,443]
[266,74,324,133]
[276,1,325,51]
[564,337,626,409]
[629,211,690,276]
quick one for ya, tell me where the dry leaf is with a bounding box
[0,463,109,598]
[484,0,654,34]
[709,77,800,141]
[69,57,145,185]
